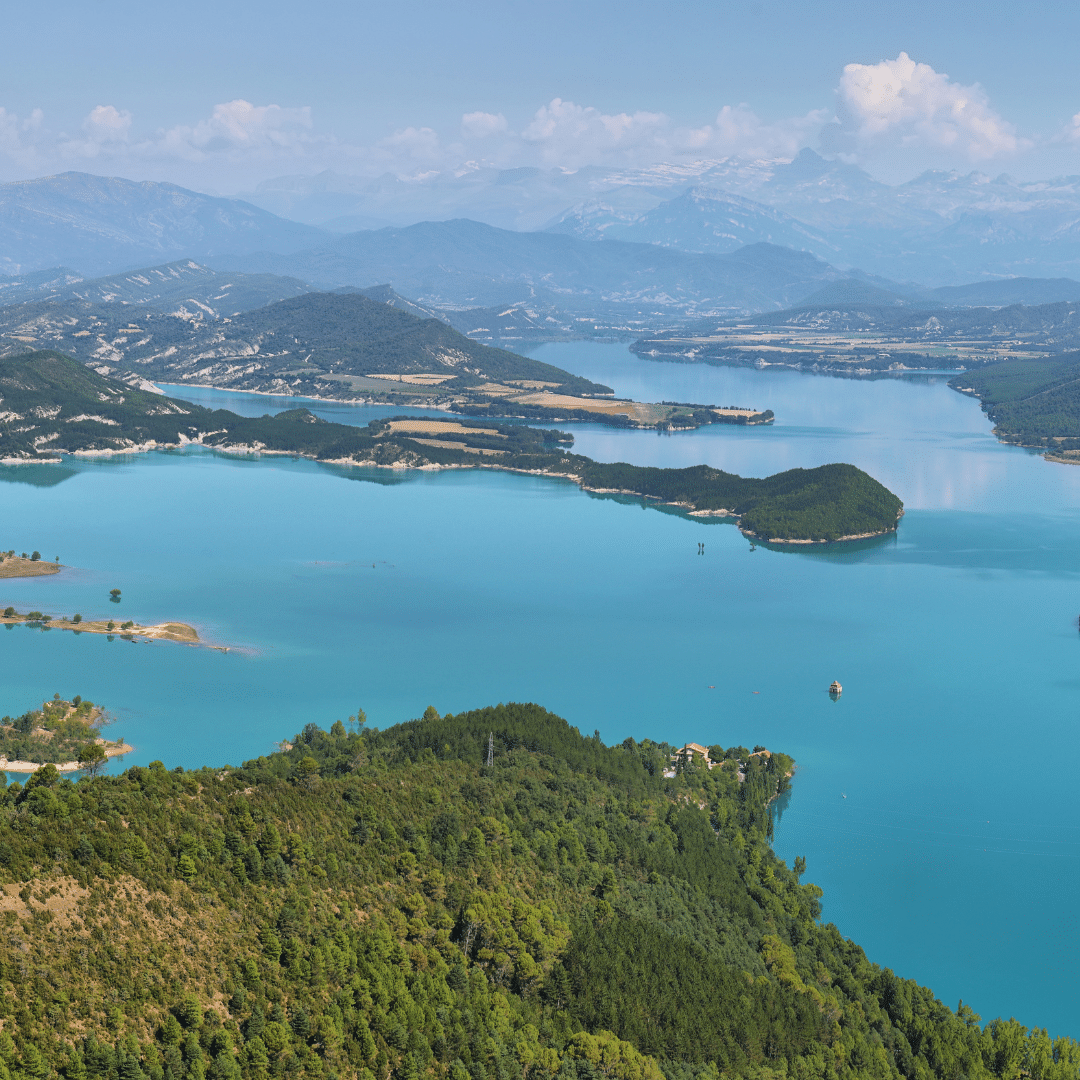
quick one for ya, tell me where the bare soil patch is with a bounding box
[0,557,61,579]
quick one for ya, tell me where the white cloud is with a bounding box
[1061,112,1080,143]
[512,98,828,170]
[520,98,669,166]
[0,61,1044,192]
[835,52,1022,160]
[695,104,828,160]
[83,105,132,143]
[159,100,314,159]
[0,107,46,168]
[377,125,441,160]
[461,111,507,139]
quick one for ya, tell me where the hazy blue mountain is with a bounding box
[0,259,313,316]
[928,277,1080,307]
[0,291,609,398]
[243,152,1080,286]
[351,283,446,321]
[548,188,839,261]
[0,172,326,276]
[0,266,83,303]
[353,285,631,346]
[239,162,730,232]
[792,278,923,308]
[211,219,847,315]
[729,152,1080,283]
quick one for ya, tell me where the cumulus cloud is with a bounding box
[0,61,1042,192]
[834,52,1023,160]
[461,111,507,139]
[0,99,328,183]
[696,104,828,160]
[159,100,314,159]
[56,105,135,160]
[513,98,827,169]
[0,107,46,168]
[378,125,441,160]
[83,105,132,143]
[520,98,668,166]
[1060,112,1080,143]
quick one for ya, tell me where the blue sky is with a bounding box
[3,0,1079,190]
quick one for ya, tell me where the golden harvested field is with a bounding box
[514,393,635,415]
[386,420,503,437]
[408,438,508,455]
[364,372,455,384]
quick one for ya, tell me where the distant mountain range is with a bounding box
[0,173,325,276]
[778,274,1080,310]
[210,220,850,316]
[242,152,1080,285]
[0,260,312,316]
[10,169,1080,333]
[549,188,840,264]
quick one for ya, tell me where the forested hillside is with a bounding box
[950,352,1080,449]
[0,354,899,542]
[0,703,1073,1080]
[0,292,610,400]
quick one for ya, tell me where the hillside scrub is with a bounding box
[0,703,1071,1079]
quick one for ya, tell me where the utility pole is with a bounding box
[486,732,494,768]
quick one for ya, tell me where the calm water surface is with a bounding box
[1,346,1077,1036]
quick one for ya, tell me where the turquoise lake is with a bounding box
[2,343,1079,1037]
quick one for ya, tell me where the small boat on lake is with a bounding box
[829,680,843,697]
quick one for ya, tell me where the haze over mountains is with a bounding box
[241,150,1080,286]
[0,172,324,276]
[212,221,852,315]
[7,160,1080,351]
[0,259,312,315]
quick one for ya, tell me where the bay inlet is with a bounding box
[0,343,1077,1036]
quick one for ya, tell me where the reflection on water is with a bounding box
[155,383,455,425]
[529,342,1080,516]
[0,463,78,487]
[157,344,1080,519]
[2,348,1079,1037]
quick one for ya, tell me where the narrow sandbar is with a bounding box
[0,613,204,645]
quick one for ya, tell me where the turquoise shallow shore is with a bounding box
[1,344,1078,1037]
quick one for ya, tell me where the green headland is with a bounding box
[0,704,1069,1079]
[0,353,902,543]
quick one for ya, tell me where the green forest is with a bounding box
[0,703,1072,1080]
[950,352,1080,444]
[0,293,611,399]
[0,354,901,542]
[566,462,902,542]
[0,695,109,767]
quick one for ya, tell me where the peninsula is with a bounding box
[1,608,199,644]
[0,353,902,543]
[0,293,760,432]
[0,694,131,772]
[950,349,1080,463]
[0,552,60,578]
[0,702,1069,1079]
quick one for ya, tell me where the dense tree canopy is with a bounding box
[0,703,1070,1080]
